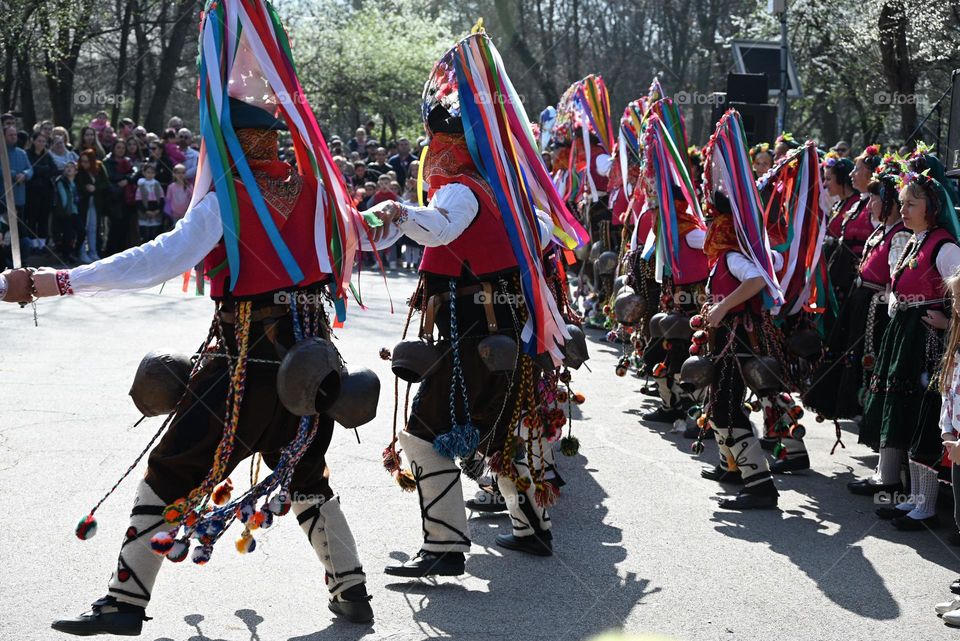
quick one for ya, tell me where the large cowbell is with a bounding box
[129,350,194,417]
[277,337,381,428]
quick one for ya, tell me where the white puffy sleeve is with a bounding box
[726,251,763,281]
[395,182,479,247]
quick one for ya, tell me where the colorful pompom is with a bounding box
[211,478,233,506]
[247,511,266,531]
[163,499,186,525]
[235,532,257,555]
[560,436,581,457]
[75,514,98,540]
[236,502,255,524]
[192,544,213,565]
[379,347,392,360]
[167,539,190,563]
[150,531,175,555]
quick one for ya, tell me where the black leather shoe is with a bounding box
[384,551,465,578]
[950,578,960,595]
[642,407,685,423]
[892,514,940,531]
[949,531,960,547]
[466,487,507,513]
[847,479,901,496]
[328,584,373,624]
[51,596,149,637]
[495,531,553,556]
[875,505,911,520]
[701,465,744,484]
[770,454,810,474]
[717,491,778,510]
[640,383,660,397]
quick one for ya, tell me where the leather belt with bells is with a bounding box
[420,282,499,341]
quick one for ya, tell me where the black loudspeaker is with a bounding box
[726,73,769,105]
[727,102,778,146]
[710,93,728,128]
[946,69,960,177]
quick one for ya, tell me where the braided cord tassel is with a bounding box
[434,280,479,458]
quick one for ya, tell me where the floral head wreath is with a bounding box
[896,167,932,189]
[775,131,799,149]
[749,142,771,159]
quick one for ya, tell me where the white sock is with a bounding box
[906,461,939,520]
[873,447,903,485]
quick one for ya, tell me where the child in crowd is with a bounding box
[371,175,398,206]
[53,161,81,261]
[135,163,165,241]
[164,164,192,225]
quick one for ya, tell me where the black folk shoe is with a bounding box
[891,514,941,531]
[384,551,465,578]
[770,454,811,474]
[847,479,902,496]
[642,406,686,424]
[495,531,553,557]
[51,596,149,637]
[717,491,779,510]
[701,465,745,484]
[328,584,374,624]
[875,505,911,520]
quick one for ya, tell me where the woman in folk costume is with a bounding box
[634,100,709,429]
[690,110,785,510]
[1,1,382,632]
[854,151,960,531]
[805,155,909,423]
[366,30,588,577]
[827,145,882,309]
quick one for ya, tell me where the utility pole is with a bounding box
[770,0,788,133]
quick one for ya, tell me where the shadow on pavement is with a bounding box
[382,452,658,639]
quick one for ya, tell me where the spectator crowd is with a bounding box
[1,112,425,270]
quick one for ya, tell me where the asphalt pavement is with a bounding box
[2,270,959,641]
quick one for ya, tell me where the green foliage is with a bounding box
[278,0,456,141]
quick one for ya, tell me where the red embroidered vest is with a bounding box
[674,232,709,285]
[840,196,876,255]
[827,194,859,239]
[858,220,906,287]
[204,174,326,298]
[418,134,518,278]
[418,183,519,277]
[707,251,761,314]
[892,227,956,309]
